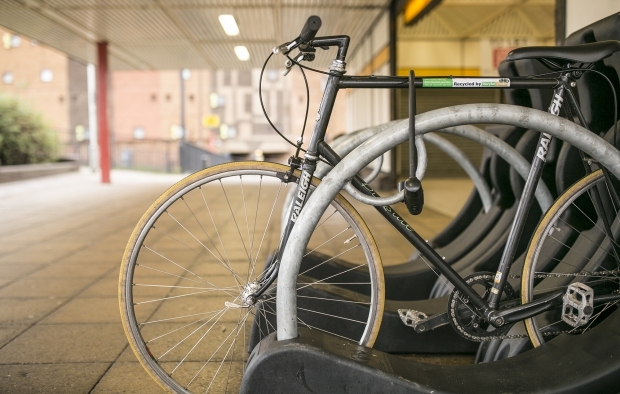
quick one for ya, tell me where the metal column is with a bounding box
[97,41,111,184]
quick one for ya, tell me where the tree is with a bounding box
[0,94,56,165]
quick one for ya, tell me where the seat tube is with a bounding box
[487,80,566,310]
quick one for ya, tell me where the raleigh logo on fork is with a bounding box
[291,171,312,223]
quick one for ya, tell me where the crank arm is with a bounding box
[490,290,564,326]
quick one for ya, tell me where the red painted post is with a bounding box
[97,41,111,183]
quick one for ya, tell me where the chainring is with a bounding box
[448,272,517,342]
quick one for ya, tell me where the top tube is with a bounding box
[338,75,561,90]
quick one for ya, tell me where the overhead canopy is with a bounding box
[400,0,555,40]
[0,0,555,71]
[0,0,388,70]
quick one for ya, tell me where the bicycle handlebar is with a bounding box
[299,16,321,44]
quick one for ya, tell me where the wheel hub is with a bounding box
[225,281,260,309]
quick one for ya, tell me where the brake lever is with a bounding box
[283,59,294,76]
[273,38,300,56]
[283,52,315,76]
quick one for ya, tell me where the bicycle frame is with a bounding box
[254,35,620,328]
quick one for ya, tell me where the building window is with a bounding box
[133,127,145,139]
[2,72,14,84]
[40,69,53,83]
[2,33,20,49]
[267,69,278,82]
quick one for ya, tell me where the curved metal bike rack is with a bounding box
[277,104,620,341]
[343,132,494,212]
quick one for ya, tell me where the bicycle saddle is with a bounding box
[505,40,620,64]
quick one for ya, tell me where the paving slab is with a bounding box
[0,323,128,364]
[0,169,473,392]
[0,277,94,299]
[0,363,110,394]
[90,362,165,393]
[0,325,28,348]
[0,298,65,324]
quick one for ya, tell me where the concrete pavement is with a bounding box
[0,168,471,393]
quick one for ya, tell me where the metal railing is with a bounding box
[179,141,231,173]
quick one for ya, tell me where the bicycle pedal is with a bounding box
[561,283,594,328]
[398,309,427,328]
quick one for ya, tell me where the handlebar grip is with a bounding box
[299,16,322,43]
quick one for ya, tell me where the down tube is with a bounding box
[318,142,489,313]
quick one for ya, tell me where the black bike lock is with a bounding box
[403,70,424,215]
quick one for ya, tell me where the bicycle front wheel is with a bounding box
[119,161,383,393]
[522,169,620,347]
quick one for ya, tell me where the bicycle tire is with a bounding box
[119,161,383,393]
[522,169,620,347]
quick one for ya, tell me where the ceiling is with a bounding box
[0,0,389,70]
[400,0,555,41]
[0,0,556,71]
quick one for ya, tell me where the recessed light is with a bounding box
[234,46,250,61]
[218,14,239,36]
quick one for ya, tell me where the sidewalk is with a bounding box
[0,168,471,393]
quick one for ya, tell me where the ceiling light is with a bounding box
[234,46,250,61]
[219,14,239,36]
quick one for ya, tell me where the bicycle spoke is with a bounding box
[199,186,234,276]
[247,176,263,280]
[219,180,252,263]
[161,307,228,361]
[299,244,362,276]
[152,225,244,288]
[297,262,366,291]
[121,163,381,392]
[248,183,283,281]
[303,226,352,257]
[181,196,228,267]
[136,263,204,284]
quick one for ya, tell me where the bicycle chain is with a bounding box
[508,268,620,280]
[449,270,620,342]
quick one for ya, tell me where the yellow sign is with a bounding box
[202,114,220,128]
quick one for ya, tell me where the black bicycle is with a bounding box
[119,16,620,393]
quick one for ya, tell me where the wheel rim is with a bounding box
[523,170,620,347]
[120,162,382,393]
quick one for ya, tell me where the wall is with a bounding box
[0,27,70,144]
[398,39,479,74]
[346,10,391,135]
[566,0,620,37]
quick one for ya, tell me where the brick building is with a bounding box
[0,26,346,172]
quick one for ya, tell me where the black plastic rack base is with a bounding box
[241,309,620,394]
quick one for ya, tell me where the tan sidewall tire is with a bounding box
[119,161,383,393]
[522,169,603,348]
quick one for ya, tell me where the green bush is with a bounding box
[0,94,56,165]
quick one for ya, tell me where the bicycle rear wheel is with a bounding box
[119,161,383,393]
[522,169,620,347]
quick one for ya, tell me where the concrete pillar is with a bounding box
[97,41,111,183]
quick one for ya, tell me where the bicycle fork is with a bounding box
[247,158,318,302]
